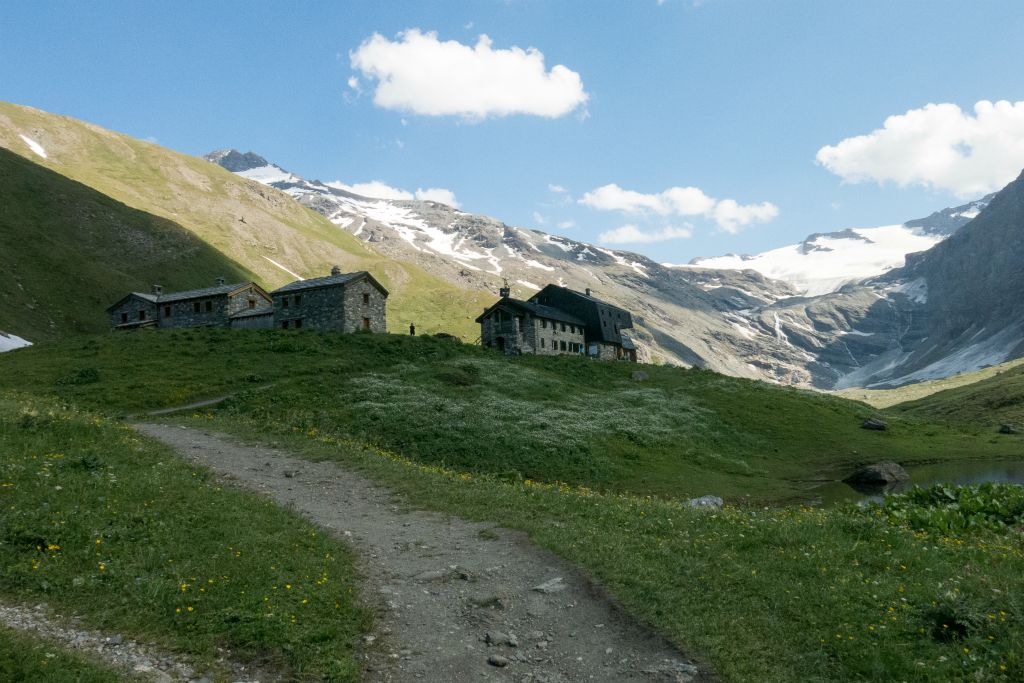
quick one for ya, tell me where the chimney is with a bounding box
[152,284,163,296]
[585,288,592,297]
[331,265,341,276]
[216,277,226,286]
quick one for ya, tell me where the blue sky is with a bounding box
[3,1,1024,262]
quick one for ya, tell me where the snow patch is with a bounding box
[0,331,32,353]
[238,164,298,184]
[516,280,540,290]
[681,224,944,296]
[263,256,304,280]
[19,134,47,159]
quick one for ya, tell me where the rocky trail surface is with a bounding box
[133,423,711,683]
[0,602,264,682]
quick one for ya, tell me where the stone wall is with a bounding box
[480,310,584,356]
[159,295,232,329]
[342,279,387,333]
[109,296,157,328]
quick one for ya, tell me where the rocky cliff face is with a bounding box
[206,150,1021,389]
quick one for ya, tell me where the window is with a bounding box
[541,338,546,349]
[282,320,290,329]
[294,294,301,306]
[362,317,371,330]
[138,310,147,321]
[121,312,128,323]
[560,322,566,332]
[560,340,567,351]
[164,305,171,317]
[205,300,212,312]
[362,292,370,305]
[193,302,201,313]
[295,319,303,329]
[541,319,547,329]
[248,299,256,309]
[282,297,289,308]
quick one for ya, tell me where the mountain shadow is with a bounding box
[0,147,255,341]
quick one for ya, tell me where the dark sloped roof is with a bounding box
[230,305,275,319]
[271,271,389,296]
[157,282,248,303]
[474,298,585,325]
[105,292,158,312]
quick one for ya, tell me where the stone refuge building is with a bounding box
[476,283,637,361]
[270,268,388,332]
[106,279,274,330]
[107,268,388,333]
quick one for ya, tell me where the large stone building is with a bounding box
[106,279,274,330]
[476,283,636,361]
[270,268,388,332]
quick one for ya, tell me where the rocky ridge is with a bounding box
[205,150,1019,389]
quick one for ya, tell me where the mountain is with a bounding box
[749,171,1024,388]
[205,149,805,372]
[676,196,991,297]
[0,102,493,344]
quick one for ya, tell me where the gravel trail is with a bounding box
[133,423,712,683]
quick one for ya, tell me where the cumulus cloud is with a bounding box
[816,100,1024,197]
[349,29,589,120]
[598,224,693,244]
[579,183,777,232]
[327,179,461,208]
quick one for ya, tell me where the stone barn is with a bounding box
[271,267,388,332]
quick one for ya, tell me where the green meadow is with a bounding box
[1,330,1022,681]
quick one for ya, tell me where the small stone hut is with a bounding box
[106,279,274,330]
[270,267,388,332]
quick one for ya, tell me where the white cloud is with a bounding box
[350,29,589,120]
[414,187,461,207]
[548,183,568,193]
[816,100,1024,197]
[598,224,693,244]
[327,180,461,208]
[711,199,779,234]
[579,183,777,232]
[532,211,546,224]
[347,76,361,92]
[557,220,576,229]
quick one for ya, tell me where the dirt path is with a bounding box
[0,602,263,682]
[133,424,710,683]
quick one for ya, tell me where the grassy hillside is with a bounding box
[0,148,255,340]
[892,361,1024,429]
[3,332,1022,681]
[835,357,1024,409]
[0,101,491,340]
[2,330,1020,504]
[1,392,370,680]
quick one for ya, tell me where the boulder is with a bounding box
[861,418,888,431]
[687,495,724,510]
[998,424,1018,434]
[843,462,909,487]
[631,370,650,382]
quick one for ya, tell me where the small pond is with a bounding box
[808,459,1024,507]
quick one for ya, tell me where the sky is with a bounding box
[3,1,1024,263]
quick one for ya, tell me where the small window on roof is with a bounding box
[248,299,256,309]
[363,292,370,305]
